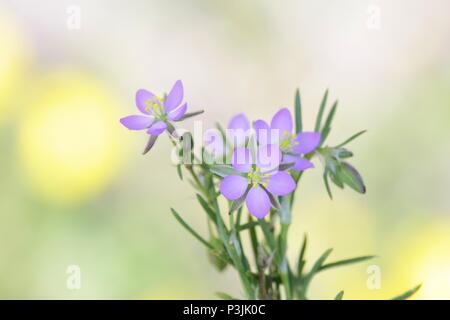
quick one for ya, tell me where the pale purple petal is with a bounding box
[293,158,314,171]
[220,175,248,200]
[228,113,250,131]
[120,115,154,130]
[168,103,187,121]
[292,132,321,154]
[246,186,271,219]
[135,89,154,115]
[232,147,253,172]
[270,108,293,136]
[253,119,270,144]
[282,154,298,165]
[283,154,314,171]
[164,80,183,112]
[265,171,296,196]
[257,144,281,172]
[228,114,250,147]
[146,121,167,135]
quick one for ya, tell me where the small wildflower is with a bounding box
[253,108,321,171]
[120,80,188,136]
[219,145,295,219]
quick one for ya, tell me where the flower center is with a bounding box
[280,130,298,151]
[247,166,270,187]
[144,95,166,119]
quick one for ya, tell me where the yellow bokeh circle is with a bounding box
[18,72,125,205]
[390,219,450,300]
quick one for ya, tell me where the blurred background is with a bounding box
[0,0,449,299]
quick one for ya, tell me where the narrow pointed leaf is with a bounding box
[310,248,333,275]
[319,255,375,272]
[392,284,421,300]
[237,221,259,231]
[171,208,213,250]
[176,164,183,180]
[297,234,308,277]
[210,164,240,177]
[314,89,329,132]
[320,100,338,145]
[294,88,303,133]
[335,291,344,300]
[300,248,333,299]
[142,135,158,155]
[323,171,333,199]
[196,194,217,225]
[335,130,367,148]
[179,110,204,120]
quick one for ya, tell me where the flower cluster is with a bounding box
[218,110,321,219]
[120,82,321,219]
[121,80,420,301]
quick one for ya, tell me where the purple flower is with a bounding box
[219,144,296,219]
[253,108,321,172]
[120,80,187,135]
[227,113,251,146]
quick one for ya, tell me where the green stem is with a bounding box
[186,164,254,299]
[279,223,293,300]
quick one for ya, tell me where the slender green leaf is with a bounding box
[314,89,329,132]
[335,130,367,148]
[179,110,204,120]
[297,234,308,277]
[335,291,344,300]
[310,248,333,275]
[142,135,158,155]
[392,284,421,300]
[320,100,338,145]
[319,255,375,272]
[210,164,240,177]
[176,164,183,180]
[235,206,243,229]
[171,208,213,250]
[248,216,259,269]
[300,248,333,299]
[237,221,259,231]
[196,194,217,225]
[323,171,333,199]
[295,88,303,133]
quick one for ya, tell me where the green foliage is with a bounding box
[392,285,422,300]
[294,89,303,133]
[335,291,344,300]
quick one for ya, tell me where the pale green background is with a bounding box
[0,0,449,299]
